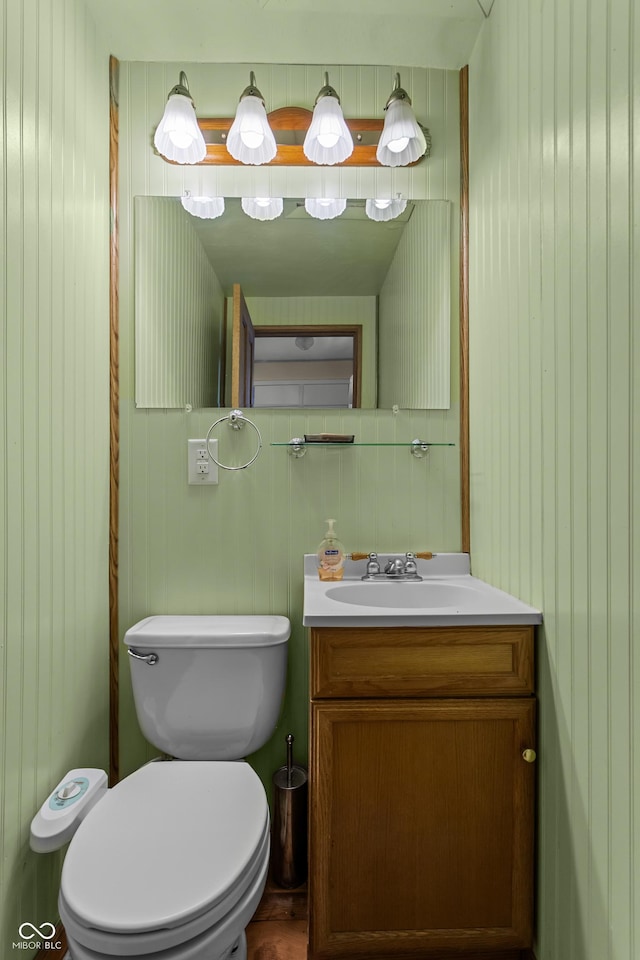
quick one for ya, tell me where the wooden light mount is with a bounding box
[184,106,430,167]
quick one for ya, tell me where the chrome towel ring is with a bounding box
[205,409,263,471]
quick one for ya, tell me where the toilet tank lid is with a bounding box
[124,615,291,648]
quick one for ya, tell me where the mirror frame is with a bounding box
[107,58,470,785]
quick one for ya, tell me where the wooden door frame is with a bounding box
[231,283,256,407]
[459,66,470,554]
[109,56,120,784]
[106,61,471,784]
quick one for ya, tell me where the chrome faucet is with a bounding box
[361,553,423,581]
[384,557,406,576]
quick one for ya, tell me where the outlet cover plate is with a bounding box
[188,439,219,485]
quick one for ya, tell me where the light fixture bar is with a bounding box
[160,107,429,167]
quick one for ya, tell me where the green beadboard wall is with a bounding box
[468,2,638,959]
[118,61,462,783]
[135,197,225,408]
[0,0,110,950]
[378,200,451,409]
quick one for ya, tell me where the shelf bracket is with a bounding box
[288,438,307,458]
[410,440,430,458]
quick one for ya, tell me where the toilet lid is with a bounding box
[60,761,268,934]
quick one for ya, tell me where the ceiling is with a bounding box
[181,197,415,297]
[254,336,354,363]
[84,0,488,69]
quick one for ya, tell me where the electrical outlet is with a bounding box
[188,439,218,485]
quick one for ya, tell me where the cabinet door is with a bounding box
[309,698,536,960]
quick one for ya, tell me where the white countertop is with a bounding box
[303,553,542,628]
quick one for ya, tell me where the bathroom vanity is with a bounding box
[303,554,541,960]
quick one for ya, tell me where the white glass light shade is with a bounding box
[241,197,284,221]
[365,198,408,222]
[303,97,354,165]
[304,198,347,220]
[376,99,427,167]
[154,94,206,164]
[226,96,277,165]
[181,195,225,220]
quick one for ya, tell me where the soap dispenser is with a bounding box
[317,519,346,581]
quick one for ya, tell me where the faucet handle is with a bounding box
[404,552,418,575]
[365,553,381,576]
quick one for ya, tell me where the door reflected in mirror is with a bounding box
[251,326,361,408]
[253,331,358,408]
[134,197,451,411]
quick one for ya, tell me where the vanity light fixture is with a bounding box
[154,72,207,164]
[365,197,408,222]
[304,198,347,220]
[155,76,431,168]
[181,193,225,219]
[226,72,277,165]
[295,336,315,351]
[376,74,427,167]
[303,73,354,166]
[241,197,284,221]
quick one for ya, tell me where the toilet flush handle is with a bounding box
[128,648,159,665]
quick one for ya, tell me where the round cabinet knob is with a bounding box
[522,749,537,763]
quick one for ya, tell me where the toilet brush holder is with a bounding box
[271,734,308,889]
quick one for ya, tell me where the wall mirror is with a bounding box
[134,196,451,411]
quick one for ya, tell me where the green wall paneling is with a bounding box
[0,0,110,947]
[468,2,639,958]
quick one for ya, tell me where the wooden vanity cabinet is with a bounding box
[308,625,536,960]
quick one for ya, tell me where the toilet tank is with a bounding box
[124,616,290,760]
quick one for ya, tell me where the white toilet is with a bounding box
[45,615,290,960]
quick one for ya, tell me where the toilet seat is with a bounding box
[59,761,269,956]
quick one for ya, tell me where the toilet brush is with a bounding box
[271,734,308,888]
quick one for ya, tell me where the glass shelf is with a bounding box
[271,439,456,459]
[271,442,455,447]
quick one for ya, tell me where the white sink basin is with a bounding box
[303,553,542,627]
[326,580,476,609]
